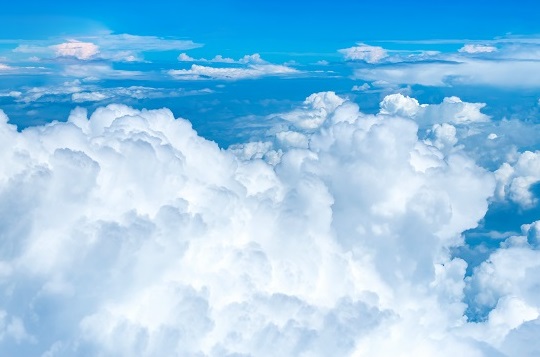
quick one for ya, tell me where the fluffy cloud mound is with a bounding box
[380,93,490,125]
[51,40,100,60]
[459,44,498,54]
[168,63,298,80]
[2,92,536,356]
[339,43,388,63]
[495,150,540,208]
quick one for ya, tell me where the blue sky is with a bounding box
[2,2,540,356]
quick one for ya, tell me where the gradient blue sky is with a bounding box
[3,2,540,356]
[2,1,539,54]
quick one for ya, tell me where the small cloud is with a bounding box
[72,92,110,103]
[239,53,266,64]
[169,64,298,80]
[209,55,235,63]
[315,60,329,66]
[51,40,100,60]
[178,53,197,62]
[0,91,22,98]
[339,43,388,63]
[458,44,498,54]
[352,83,370,91]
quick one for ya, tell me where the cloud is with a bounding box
[459,44,498,54]
[177,53,197,62]
[168,63,298,80]
[0,92,508,356]
[339,43,388,63]
[352,83,370,91]
[5,81,213,104]
[51,40,100,60]
[61,64,144,80]
[11,33,201,63]
[495,150,540,208]
[177,53,265,64]
[71,91,110,103]
[379,93,490,126]
[353,59,540,87]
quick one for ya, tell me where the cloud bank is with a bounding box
[1,92,539,356]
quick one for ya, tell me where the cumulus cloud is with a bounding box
[495,150,540,208]
[168,63,298,80]
[352,83,370,91]
[51,40,100,60]
[1,92,524,356]
[459,44,498,54]
[12,33,201,63]
[379,93,490,126]
[353,57,540,88]
[177,53,265,64]
[339,43,388,63]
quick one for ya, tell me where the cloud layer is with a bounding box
[1,92,538,356]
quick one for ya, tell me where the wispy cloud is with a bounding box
[10,33,202,63]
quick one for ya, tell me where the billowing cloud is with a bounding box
[51,40,100,60]
[168,63,298,80]
[495,150,540,208]
[379,93,490,125]
[339,43,388,63]
[8,92,538,356]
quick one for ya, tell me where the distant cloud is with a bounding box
[1,81,214,104]
[352,83,370,91]
[177,53,266,64]
[339,43,388,63]
[169,63,298,80]
[52,40,100,60]
[353,59,540,88]
[11,33,202,63]
[459,44,498,54]
[380,93,490,125]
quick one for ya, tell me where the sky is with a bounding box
[1,1,540,356]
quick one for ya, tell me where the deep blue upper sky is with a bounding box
[2,1,539,57]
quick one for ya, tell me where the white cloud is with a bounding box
[352,83,370,91]
[339,43,388,63]
[51,40,100,60]
[0,91,21,98]
[353,59,540,87]
[5,92,540,356]
[72,91,110,103]
[177,53,197,62]
[177,53,265,64]
[10,82,213,104]
[459,44,498,54]
[168,63,298,80]
[495,150,540,208]
[61,64,143,80]
[12,33,201,63]
[380,93,490,125]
